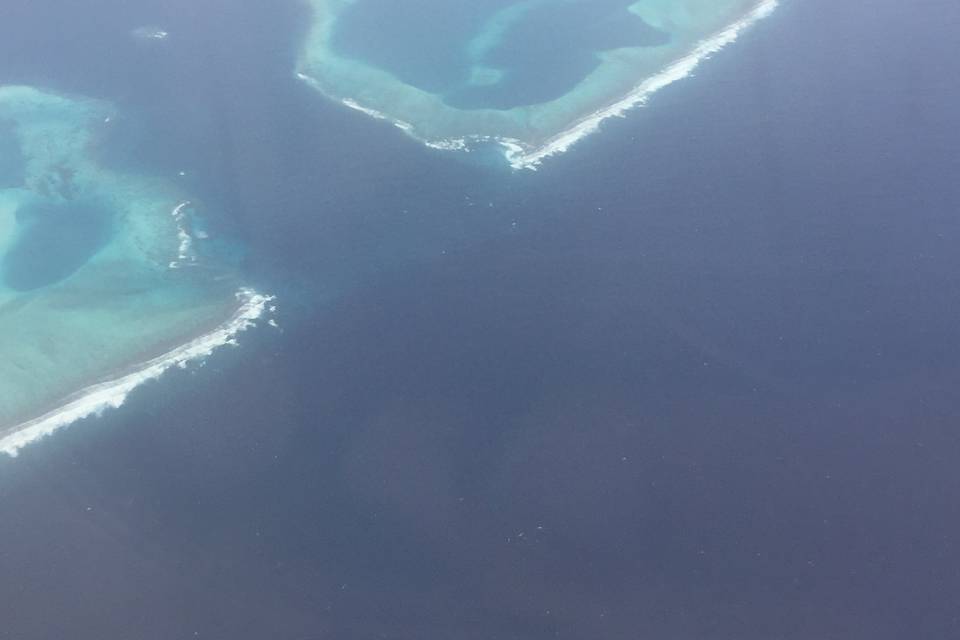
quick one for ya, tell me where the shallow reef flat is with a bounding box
[0,86,270,456]
[297,0,778,168]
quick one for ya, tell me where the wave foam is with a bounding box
[300,0,777,170]
[168,200,195,269]
[0,288,275,457]
[342,98,415,133]
[503,0,779,169]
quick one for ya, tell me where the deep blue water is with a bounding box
[2,1,960,638]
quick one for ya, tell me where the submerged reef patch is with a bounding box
[297,0,778,168]
[0,86,271,456]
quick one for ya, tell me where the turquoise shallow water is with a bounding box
[335,0,671,109]
[0,86,250,440]
[5,1,960,637]
[0,122,23,187]
[298,0,776,166]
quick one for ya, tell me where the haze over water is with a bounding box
[1,1,960,639]
[298,0,777,167]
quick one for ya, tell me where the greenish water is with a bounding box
[335,0,671,110]
[2,197,113,291]
[0,121,23,188]
[0,86,248,439]
[298,0,776,167]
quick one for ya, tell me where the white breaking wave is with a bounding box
[502,0,780,169]
[424,137,468,152]
[298,74,468,147]
[299,0,778,170]
[0,288,275,457]
[131,26,170,42]
[342,98,415,133]
[168,200,195,268]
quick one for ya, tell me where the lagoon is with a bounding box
[0,86,269,456]
[297,0,778,168]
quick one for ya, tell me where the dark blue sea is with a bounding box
[2,1,960,638]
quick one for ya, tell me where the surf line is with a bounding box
[169,200,195,268]
[299,0,778,170]
[0,288,275,457]
[502,0,780,169]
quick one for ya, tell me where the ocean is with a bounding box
[1,0,959,638]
